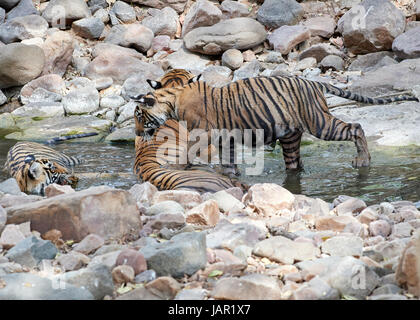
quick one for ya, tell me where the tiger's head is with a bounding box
[17,155,77,195]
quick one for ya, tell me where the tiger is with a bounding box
[3,136,90,195]
[132,75,418,175]
[133,69,247,192]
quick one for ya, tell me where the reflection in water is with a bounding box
[0,139,418,205]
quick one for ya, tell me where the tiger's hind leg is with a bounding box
[279,131,304,170]
[309,115,371,168]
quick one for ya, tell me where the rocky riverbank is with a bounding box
[0,180,419,300]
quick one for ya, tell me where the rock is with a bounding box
[129,0,187,14]
[6,186,141,242]
[243,183,294,217]
[295,57,317,71]
[0,178,21,195]
[112,265,135,284]
[62,85,99,115]
[72,17,105,40]
[232,59,261,81]
[0,0,19,11]
[175,288,208,300]
[57,251,90,271]
[117,100,136,123]
[145,201,185,217]
[121,74,153,100]
[0,43,44,89]
[220,0,249,19]
[321,235,363,257]
[319,55,344,71]
[315,215,363,234]
[186,200,220,226]
[56,263,114,300]
[0,224,25,249]
[373,238,408,261]
[391,222,413,239]
[257,0,303,29]
[348,51,397,73]
[85,43,163,84]
[153,190,202,210]
[142,7,178,37]
[0,205,5,233]
[221,48,243,70]
[100,95,125,109]
[337,0,405,54]
[302,15,336,38]
[135,269,157,284]
[146,210,186,230]
[333,198,367,216]
[0,273,94,300]
[392,27,420,60]
[145,276,181,299]
[109,1,136,24]
[299,43,346,63]
[292,276,340,300]
[5,236,57,267]
[395,233,420,296]
[5,0,38,21]
[115,249,147,275]
[140,231,206,278]
[0,195,42,209]
[116,286,162,300]
[182,0,222,37]
[184,17,267,55]
[93,7,109,23]
[208,190,244,214]
[73,234,105,255]
[369,220,392,237]
[42,0,91,27]
[165,46,211,72]
[253,236,320,264]
[371,284,402,296]
[105,24,154,53]
[89,249,123,269]
[211,274,283,300]
[206,220,266,251]
[357,207,379,225]
[45,184,75,197]
[0,89,6,105]
[129,182,158,208]
[0,15,48,44]
[88,0,108,13]
[151,35,171,53]
[41,30,74,77]
[200,65,231,87]
[20,74,66,102]
[268,25,310,55]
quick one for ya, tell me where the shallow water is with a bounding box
[0,139,418,205]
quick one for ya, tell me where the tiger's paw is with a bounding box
[352,157,370,168]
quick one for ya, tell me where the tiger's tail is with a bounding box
[45,132,99,144]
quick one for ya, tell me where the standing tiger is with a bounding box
[132,75,418,174]
[4,141,83,195]
[133,69,247,192]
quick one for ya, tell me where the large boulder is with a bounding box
[5,0,38,21]
[256,0,303,29]
[42,0,91,28]
[41,30,74,76]
[337,0,405,54]
[0,43,44,89]
[392,27,420,60]
[268,25,310,55]
[5,186,141,242]
[184,17,267,55]
[182,0,222,37]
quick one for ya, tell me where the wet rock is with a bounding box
[184,17,267,55]
[115,249,147,275]
[392,27,420,59]
[0,178,21,195]
[369,220,392,237]
[139,231,207,278]
[6,186,141,242]
[253,236,320,264]
[112,265,135,284]
[153,190,202,210]
[5,0,38,21]
[41,30,74,76]
[42,0,91,27]
[56,263,114,300]
[221,0,249,19]
[165,46,211,72]
[182,0,222,37]
[186,200,220,226]
[0,224,25,249]
[319,55,344,71]
[321,235,363,257]
[0,15,48,44]
[73,234,104,255]
[145,276,181,299]
[0,273,94,300]
[243,183,295,217]
[395,233,420,296]
[221,49,243,70]
[299,43,346,63]
[5,236,58,268]
[135,269,157,284]
[268,25,310,55]
[208,190,244,214]
[232,59,260,81]
[142,7,178,37]
[105,24,154,53]
[109,1,136,24]
[57,251,90,271]
[257,0,303,29]
[0,43,44,89]
[72,17,105,40]
[211,274,283,300]
[337,0,405,54]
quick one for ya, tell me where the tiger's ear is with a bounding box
[24,154,35,164]
[188,74,202,84]
[28,161,43,180]
[147,79,162,89]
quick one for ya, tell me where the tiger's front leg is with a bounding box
[278,131,304,170]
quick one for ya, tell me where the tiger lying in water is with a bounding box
[133,74,418,175]
[3,135,93,195]
[133,69,247,193]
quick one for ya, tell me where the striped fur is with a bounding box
[4,141,81,195]
[135,75,419,170]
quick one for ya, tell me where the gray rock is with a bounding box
[20,87,62,105]
[0,0,20,11]
[302,15,336,38]
[337,0,405,54]
[6,0,38,21]
[0,178,21,195]
[121,74,152,100]
[184,17,267,55]
[256,0,303,29]
[268,25,310,55]
[134,269,157,284]
[0,43,44,89]
[129,0,187,14]
[42,0,91,28]
[146,201,185,216]
[88,0,108,14]
[104,126,135,142]
[165,47,211,72]
[56,263,114,300]
[0,7,4,24]
[105,24,154,53]
[292,275,340,300]
[139,231,207,278]
[182,0,222,37]
[232,59,260,81]
[109,0,136,24]
[319,55,345,71]
[221,48,243,70]
[392,27,420,60]
[5,236,58,267]
[321,235,363,257]
[371,284,402,296]
[142,7,178,37]
[299,43,346,63]
[348,51,397,73]
[0,205,6,233]
[12,101,65,118]
[62,85,99,114]
[56,251,90,271]
[175,288,208,300]
[0,15,48,44]
[73,234,105,255]
[0,89,6,105]
[117,100,136,123]
[220,0,249,19]
[368,294,407,300]
[72,17,105,39]
[100,95,125,109]
[93,7,109,23]
[0,273,94,300]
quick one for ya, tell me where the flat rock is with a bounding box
[302,15,336,38]
[129,0,187,14]
[348,51,397,73]
[268,25,310,55]
[392,27,420,59]
[105,24,154,53]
